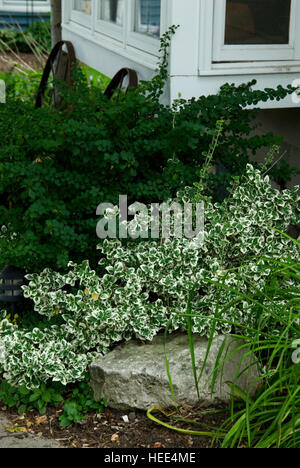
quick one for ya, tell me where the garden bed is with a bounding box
[1,405,227,449]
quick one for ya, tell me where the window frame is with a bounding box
[213,0,299,62]
[199,0,300,75]
[71,0,92,28]
[126,0,165,55]
[94,0,125,42]
[69,0,165,56]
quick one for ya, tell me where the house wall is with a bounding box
[0,0,50,29]
[62,0,300,109]
[0,12,49,30]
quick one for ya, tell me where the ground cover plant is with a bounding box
[0,376,107,427]
[0,27,297,272]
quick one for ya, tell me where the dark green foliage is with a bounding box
[59,381,107,427]
[0,380,63,415]
[26,19,51,53]
[0,377,106,427]
[0,19,51,54]
[0,29,295,272]
[163,81,297,194]
[0,69,42,102]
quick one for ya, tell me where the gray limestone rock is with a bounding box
[89,333,259,411]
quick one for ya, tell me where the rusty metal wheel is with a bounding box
[35,41,76,110]
[104,68,138,100]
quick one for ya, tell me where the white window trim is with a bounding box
[94,0,125,43]
[199,0,300,76]
[126,0,166,56]
[71,0,92,29]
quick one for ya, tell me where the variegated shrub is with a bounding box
[0,165,299,388]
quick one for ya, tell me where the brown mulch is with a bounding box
[1,404,228,449]
[0,52,43,72]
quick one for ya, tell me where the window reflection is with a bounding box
[101,0,124,26]
[74,0,91,14]
[135,0,161,38]
[225,0,291,45]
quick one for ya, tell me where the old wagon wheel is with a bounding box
[104,68,138,100]
[35,41,76,110]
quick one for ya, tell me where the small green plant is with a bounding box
[0,380,63,415]
[0,377,107,427]
[0,69,43,102]
[210,239,300,448]
[59,381,107,427]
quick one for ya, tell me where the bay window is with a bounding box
[67,0,163,55]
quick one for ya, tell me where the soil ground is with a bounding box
[0,404,227,449]
[0,52,43,72]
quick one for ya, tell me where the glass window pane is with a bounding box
[101,0,124,25]
[135,0,161,38]
[74,0,91,14]
[225,0,291,45]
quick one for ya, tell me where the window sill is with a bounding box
[199,61,300,76]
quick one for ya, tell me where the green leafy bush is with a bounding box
[0,69,43,102]
[0,165,299,389]
[0,61,295,272]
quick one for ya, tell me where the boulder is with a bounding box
[89,332,259,411]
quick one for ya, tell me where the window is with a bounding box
[95,0,124,42]
[71,0,92,27]
[127,0,162,55]
[74,0,91,14]
[134,0,161,38]
[66,0,163,59]
[225,0,291,45]
[213,0,300,63]
[100,0,124,26]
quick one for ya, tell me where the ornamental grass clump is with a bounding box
[214,246,300,448]
[0,165,299,389]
